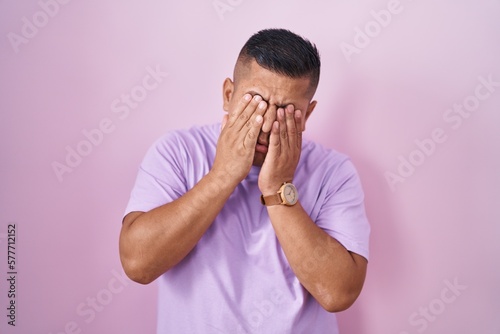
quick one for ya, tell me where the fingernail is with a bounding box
[259,101,267,109]
[256,115,263,123]
[244,94,251,101]
[296,110,302,117]
[254,95,262,102]
[278,108,284,118]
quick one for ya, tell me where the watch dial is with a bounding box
[284,184,297,204]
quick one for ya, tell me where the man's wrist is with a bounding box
[260,182,298,206]
[259,182,285,196]
[207,168,241,192]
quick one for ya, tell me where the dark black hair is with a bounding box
[238,28,321,92]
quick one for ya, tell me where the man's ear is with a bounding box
[222,78,234,112]
[303,100,317,131]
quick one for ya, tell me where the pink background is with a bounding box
[1,1,499,333]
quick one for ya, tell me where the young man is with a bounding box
[119,28,370,333]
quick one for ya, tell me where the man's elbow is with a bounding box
[119,217,158,285]
[317,288,362,313]
[121,258,157,285]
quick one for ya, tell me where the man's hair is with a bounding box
[237,28,321,93]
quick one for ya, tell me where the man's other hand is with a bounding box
[214,94,267,184]
[259,104,303,195]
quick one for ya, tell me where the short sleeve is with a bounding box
[315,159,370,261]
[123,133,189,218]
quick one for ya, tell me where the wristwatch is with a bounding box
[260,182,298,206]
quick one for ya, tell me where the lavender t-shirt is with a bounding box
[124,123,370,334]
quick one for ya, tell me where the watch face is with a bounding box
[283,183,298,205]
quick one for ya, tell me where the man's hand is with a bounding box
[258,104,303,195]
[213,94,267,184]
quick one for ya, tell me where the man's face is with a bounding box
[223,60,317,167]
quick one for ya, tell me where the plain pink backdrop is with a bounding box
[1,1,499,333]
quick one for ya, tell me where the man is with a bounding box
[119,28,370,333]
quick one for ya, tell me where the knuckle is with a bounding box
[238,112,249,121]
[228,112,237,121]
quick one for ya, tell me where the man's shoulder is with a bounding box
[298,139,360,188]
[151,123,219,153]
[301,139,350,168]
[140,123,219,171]
[156,123,219,144]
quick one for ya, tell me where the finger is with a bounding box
[266,120,281,159]
[285,104,297,149]
[262,104,277,134]
[236,95,266,131]
[295,109,303,149]
[243,112,264,149]
[226,93,252,127]
[278,106,288,146]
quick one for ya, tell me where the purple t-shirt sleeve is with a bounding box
[309,158,370,261]
[124,133,188,216]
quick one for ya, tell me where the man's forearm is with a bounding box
[267,202,367,312]
[119,170,238,284]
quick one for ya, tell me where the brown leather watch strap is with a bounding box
[260,193,283,206]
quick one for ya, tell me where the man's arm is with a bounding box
[267,204,367,312]
[119,94,268,284]
[259,105,367,312]
[120,170,236,285]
